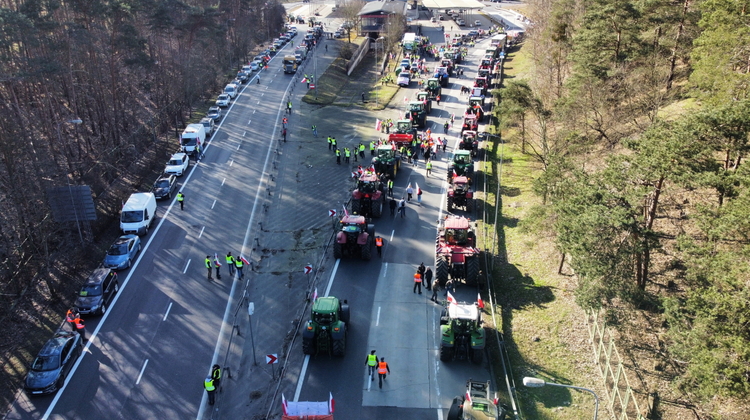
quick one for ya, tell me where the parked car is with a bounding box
[474,20,481,26]
[103,235,142,270]
[397,73,411,87]
[199,117,215,136]
[236,72,248,83]
[250,61,261,72]
[456,19,465,26]
[207,106,222,122]
[164,152,189,176]
[152,175,177,200]
[74,268,119,315]
[24,331,83,395]
[216,94,230,107]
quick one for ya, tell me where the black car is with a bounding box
[74,268,119,315]
[236,71,248,83]
[152,175,177,200]
[24,331,83,395]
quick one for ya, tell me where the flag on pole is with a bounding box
[447,291,457,305]
[312,287,318,302]
[240,255,250,265]
[477,292,484,309]
[376,119,382,132]
[342,205,349,217]
[282,394,288,416]
[301,77,308,83]
[214,253,221,267]
[329,392,335,413]
[465,389,473,404]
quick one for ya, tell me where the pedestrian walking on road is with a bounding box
[66,308,79,332]
[287,101,292,114]
[282,128,287,142]
[311,125,318,137]
[361,92,366,103]
[235,255,245,279]
[344,148,351,163]
[424,266,433,290]
[327,136,332,150]
[417,186,423,204]
[442,138,448,153]
[336,149,341,165]
[388,179,394,197]
[413,271,423,294]
[331,137,338,151]
[426,160,432,177]
[226,252,236,276]
[430,278,440,302]
[177,192,185,210]
[359,143,365,159]
[375,236,383,257]
[204,377,216,405]
[406,185,414,201]
[443,121,449,134]
[213,255,222,280]
[73,316,86,340]
[436,94,441,105]
[378,357,391,389]
[418,262,426,279]
[205,256,213,281]
[366,350,378,379]
[325,44,328,52]
[257,76,260,84]
[211,364,222,390]
[390,197,397,215]
[398,198,406,218]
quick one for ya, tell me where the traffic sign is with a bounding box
[304,265,313,274]
[266,354,278,364]
[309,84,315,89]
[328,209,337,217]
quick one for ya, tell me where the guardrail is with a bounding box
[586,309,647,420]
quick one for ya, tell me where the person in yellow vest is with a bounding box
[378,357,391,389]
[387,179,394,197]
[359,143,366,159]
[375,236,383,257]
[204,376,216,405]
[413,271,422,294]
[366,350,378,380]
[205,256,213,281]
[370,141,376,156]
[177,191,185,210]
[344,148,351,164]
[211,364,222,390]
[226,252,236,276]
[235,256,244,279]
[335,149,341,165]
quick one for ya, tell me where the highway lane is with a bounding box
[6,37,300,420]
[295,19,495,419]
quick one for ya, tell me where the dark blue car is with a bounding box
[24,331,83,395]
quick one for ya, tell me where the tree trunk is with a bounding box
[666,0,690,90]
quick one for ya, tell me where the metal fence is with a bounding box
[586,310,648,420]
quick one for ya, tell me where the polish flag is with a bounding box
[342,205,349,217]
[240,255,250,265]
[447,291,457,305]
[282,394,288,415]
[477,293,484,309]
[376,119,382,132]
[465,389,473,404]
[312,287,318,302]
[301,77,307,83]
[213,253,221,267]
[328,392,335,413]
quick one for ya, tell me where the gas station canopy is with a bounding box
[420,0,485,10]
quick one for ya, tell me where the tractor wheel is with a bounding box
[372,197,383,218]
[472,347,484,364]
[332,333,346,356]
[361,235,372,260]
[341,303,351,324]
[302,337,315,355]
[351,200,361,215]
[467,198,473,212]
[447,396,464,420]
[440,344,454,362]
[333,241,343,259]
[447,197,454,212]
[466,257,480,286]
[436,258,450,286]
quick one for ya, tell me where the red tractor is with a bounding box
[334,215,375,260]
[459,130,479,157]
[435,216,480,287]
[351,173,386,218]
[461,114,479,134]
[447,176,473,212]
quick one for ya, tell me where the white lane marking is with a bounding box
[376,306,381,327]
[136,359,149,385]
[293,259,341,402]
[248,119,252,124]
[211,200,217,209]
[253,109,256,114]
[257,101,261,104]
[183,259,191,273]
[229,159,234,167]
[237,141,242,151]
[221,178,226,186]
[163,302,173,321]
[383,262,388,278]
[198,226,205,239]
[243,131,246,137]
[390,230,394,241]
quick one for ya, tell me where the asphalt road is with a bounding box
[5,3,510,419]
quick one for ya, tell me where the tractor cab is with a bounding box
[449,150,474,182]
[406,101,427,128]
[460,130,479,156]
[389,120,417,146]
[461,114,479,133]
[443,216,474,246]
[465,103,484,123]
[356,173,381,194]
[416,92,432,113]
[440,59,454,75]
[376,146,396,161]
[426,78,442,99]
[339,215,367,233]
[453,176,471,192]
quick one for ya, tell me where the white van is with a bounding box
[224,83,239,99]
[120,193,157,236]
[180,123,206,156]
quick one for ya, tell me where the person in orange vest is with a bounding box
[74,316,86,340]
[66,308,79,332]
[375,236,383,257]
[413,271,422,294]
[377,357,391,389]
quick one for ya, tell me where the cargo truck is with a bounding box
[283,55,297,74]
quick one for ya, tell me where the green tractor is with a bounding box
[416,91,433,114]
[372,145,401,179]
[426,78,442,99]
[405,101,427,129]
[439,302,485,364]
[448,150,474,183]
[302,296,350,356]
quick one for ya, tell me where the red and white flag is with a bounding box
[282,393,288,415]
[301,77,308,83]
[213,253,221,267]
[342,205,349,217]
[477,292,484,309]
[447,291,457,305]
[312,287,318,302]
[329,392,335,413]
[376,119,382,131]
[465,389,473,404]
[240,255,250,265]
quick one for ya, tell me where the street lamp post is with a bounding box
[523,377,599,420]
[375,37,385,107]
[56,118,84,244]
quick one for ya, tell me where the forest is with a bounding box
[497,0,750,415]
